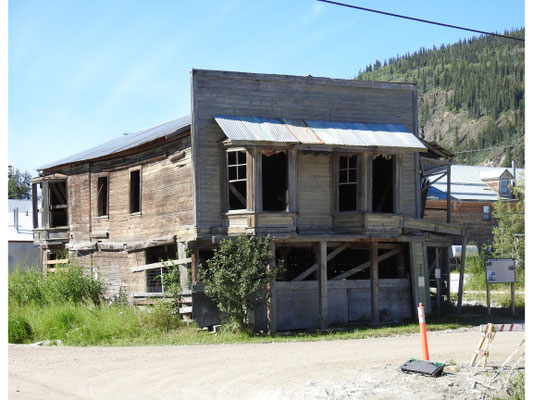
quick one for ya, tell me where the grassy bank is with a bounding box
[8,266,520,347]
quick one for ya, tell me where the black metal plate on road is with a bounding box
[400,359,445,377]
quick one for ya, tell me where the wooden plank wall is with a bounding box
[297,153,332,229]
[424,199,493,245]
[192,69,418,232]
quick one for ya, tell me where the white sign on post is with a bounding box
[485,258,515,283]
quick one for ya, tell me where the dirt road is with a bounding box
[8,327,524,399]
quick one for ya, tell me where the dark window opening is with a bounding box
[378,251,406,279]
[130,170,141,214]
[262,151,288,211]
[372,155,394,213]
[145,245,177,293]
[227,150,247,210]
[49,181,68,227]
[97,177,108,217]
[328,248,370,280]
[276,247,316,281]
[338,155,358,211]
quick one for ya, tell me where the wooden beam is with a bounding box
[42,181,49,228]
[436,247,442,317]
[267,241,277,334]
[45,259,69,265]
[370,241,379,323]
[292,242,351,281]
[32,183,39,228]
[457,232,468,314]
[332,245,403,280]
[229,184,247,208]
[319,241,328,330]
[446,163,451,223]
[130,258,192,273]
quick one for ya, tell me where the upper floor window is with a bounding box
[372,155,394,213]
[338,155,358,211]
[49,181,68,227]
[227,150,247,210]
[97,176,108,217]
[262,150,288,211]
[130,170,141,214]
[499,179,510,195]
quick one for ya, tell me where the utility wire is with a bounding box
[453,141,524,154]
[318,0,525,42]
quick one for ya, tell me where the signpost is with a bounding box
[485,258,516,316]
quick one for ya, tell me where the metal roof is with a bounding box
[214,116,426,151]
[428,165,525,201]
[39,115,191,170]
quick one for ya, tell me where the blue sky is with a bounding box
[8,0,525,174]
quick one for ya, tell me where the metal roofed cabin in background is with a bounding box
[214,115,427,151]
[38,115,191,170]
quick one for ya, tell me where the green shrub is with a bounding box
[200,235,283,331]
[139,301,182,332]
[8,316,33,343]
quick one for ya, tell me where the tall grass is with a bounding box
[8,265,184,345]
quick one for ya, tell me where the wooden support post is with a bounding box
[41,181,49,228]
[190,243,199,285]
[511,282,516,316]
[446,162,451,224]
[32,183,39,228]
[436,248,442,317]
[319,241,328,330]
[457,232,468,314]
[486,283,492,316]
[267,241,277,334]
[370,241,379,323]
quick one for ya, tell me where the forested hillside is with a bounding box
[356,28,524,167]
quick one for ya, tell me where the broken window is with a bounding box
[145,245,177,293]
[97,176,108,217]
[130,170,141,214]
[372,155,394,213]
[338,155,358,211]
[49,181,68,227]
[262,150,288,211]
[227,150,247,210]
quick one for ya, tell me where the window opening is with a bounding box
[130,170,141,214]
[483,205,491,221]
[499,179,510,195]
[97,176,108,217]
[227,150,247,210]
[328,248,370,280]
[372,155,394,213]
[281,247,316,281]
[49,181,68,227]
[145,245,177,293]
[338,155,358,211]
[262,150,288,211]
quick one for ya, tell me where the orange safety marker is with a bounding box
[418,303,429,360]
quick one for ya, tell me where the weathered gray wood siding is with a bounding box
[192,69,419,231]
[63,136,193,245]
[297,153,332,229]
[401,153,417,217]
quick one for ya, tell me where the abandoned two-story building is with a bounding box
[32,69,465,331]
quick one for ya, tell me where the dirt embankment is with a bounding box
[9,327,524,399]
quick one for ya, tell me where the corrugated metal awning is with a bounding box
[214,116,426,151]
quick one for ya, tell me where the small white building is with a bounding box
[8,199,41,272]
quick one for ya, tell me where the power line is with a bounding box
[453,141,524,155]
[318,0,525,42]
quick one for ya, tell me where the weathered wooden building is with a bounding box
[33,69,465,331]
[424,164,524,247]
